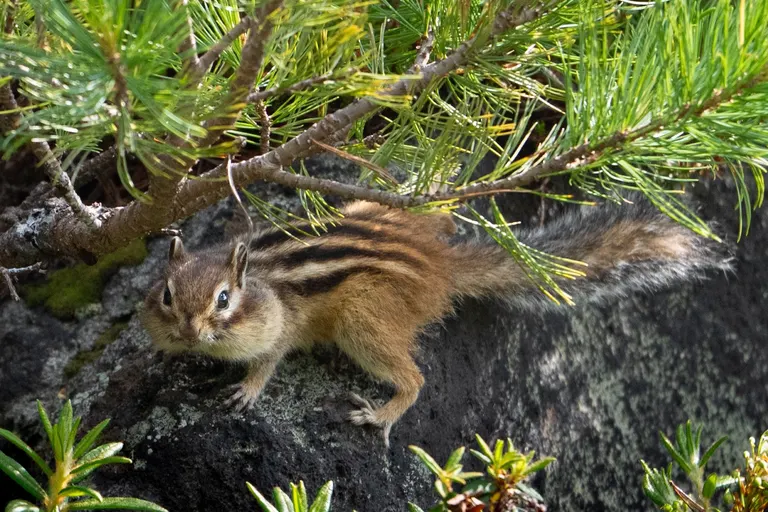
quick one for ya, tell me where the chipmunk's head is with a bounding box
[141,237,284,360]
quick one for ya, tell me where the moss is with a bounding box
[64,322,129,379]
[23,238,148,319]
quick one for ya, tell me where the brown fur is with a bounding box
[141,199,726,445]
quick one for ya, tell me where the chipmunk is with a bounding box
[140,197,729,445]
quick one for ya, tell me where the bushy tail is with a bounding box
[447,197,733,310]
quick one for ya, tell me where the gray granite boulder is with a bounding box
[1,160,765,512]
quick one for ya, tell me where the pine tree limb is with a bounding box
[4,0,15,35]
[408,30,435,74]
[256,100,271,154]
[178,0,201,75]
[0,83,100,227]
[187,15,255,85]
[0,83,20,135]
[72,146,118,187]
[149,2,281,199]
[246,68,357,103]
[29,141,102,228]
[185,2,545,192]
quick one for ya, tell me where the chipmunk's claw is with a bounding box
[347,393,392,448]
[223,383,258,413]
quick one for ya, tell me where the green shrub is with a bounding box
[0,400,166,512]
[642,420,768,512]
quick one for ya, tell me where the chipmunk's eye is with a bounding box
[163,285,172,306]
[217,290,229,310]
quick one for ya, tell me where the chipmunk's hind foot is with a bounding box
[348,393,393,448]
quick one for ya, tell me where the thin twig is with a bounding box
[246,68,357,103]
[178,0,200,75]
[226,156,253,239]
[309,137,397,184]
[4,0,16,34]
[72,146,118,187]
[408,29,435,74]
[255,99,271,154]
[29,141,101,227]
[188,16,254,85]
[1,262,44,301]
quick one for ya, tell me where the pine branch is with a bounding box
[178,0,201,75]
[1,262,44,301]
[408,30,435,74]
[245,68,357,103]
[0,83,100,227]
[29,141,102,228]
[0,83,20,135]
[201,0,282,143]
[187,15,254,85]
[72,146,118,187]
[4,0,15,35]
[255,100,271,154]
[189,2,546,191]
[183,70,768,211]
[149,3,281,199]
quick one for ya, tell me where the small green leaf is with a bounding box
[492,439,504,463]
[308,481,333,512]
[55,423,68,462]
[0,451,47,501]
[77,443,124,466]
[468,449,491,465]
[248,482,280,512]
[68,416,83,454]
[58,400,73,442]
[702,473,717,499]
[500,451,524,468]
[461,478,495,496]
[715,475,739,490]
[456,472,483,480]
[699,436,728,468]
[409,445,443,476]
[474,435,493,459]
[524,457,556,476]
[66,497,167,511]
[292,481,308,512]
[660,431,693,474]
[517,483,545,502]
[445,447,465,471]
[272,487,294,512]
[5,499,40,512]
[406,504,425,512]
[71,456,132,476]
[0,428,53,476]
[74,419,111,460]
[60,486,104,501]
[35,401,55,454]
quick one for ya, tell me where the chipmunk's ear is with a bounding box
[230,241,248,288]
[169,236,185,262]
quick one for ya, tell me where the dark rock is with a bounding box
[1,158,766,512]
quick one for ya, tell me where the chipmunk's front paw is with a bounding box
[347,393,393,448]
[223,382,261,413]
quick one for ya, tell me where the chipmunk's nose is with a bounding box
[179,317,201,343]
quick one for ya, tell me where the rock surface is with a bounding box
[1,160,766,512]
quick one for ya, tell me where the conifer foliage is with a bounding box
[0,0,766,301]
